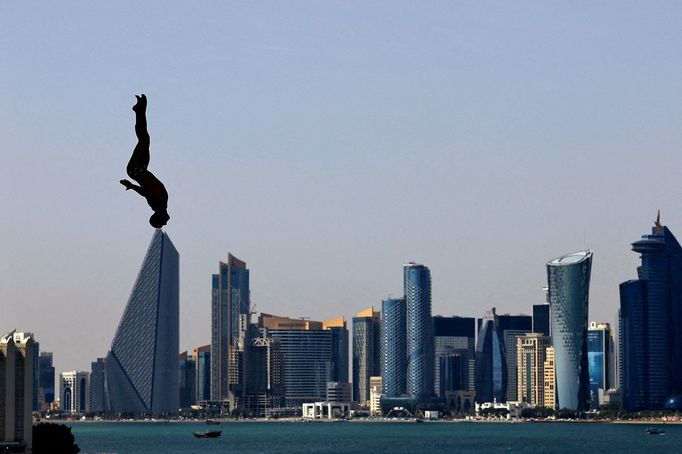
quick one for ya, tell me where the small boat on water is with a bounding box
[193,430,222,438]
[206,419,221,425]
[646,427,666,435]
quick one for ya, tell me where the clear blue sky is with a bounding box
[3,1,682,377]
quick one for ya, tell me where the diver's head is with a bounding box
[149,210,170,228]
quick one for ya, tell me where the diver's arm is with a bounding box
[120,179,147,197]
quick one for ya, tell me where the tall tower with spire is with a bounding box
[620,212,682,410]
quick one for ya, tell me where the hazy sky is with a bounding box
[3,2,682,378]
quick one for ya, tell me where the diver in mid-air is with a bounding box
[120,94,170,228]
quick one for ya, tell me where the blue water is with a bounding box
[68,421,682,454]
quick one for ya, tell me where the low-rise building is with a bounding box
[302,401,351,419]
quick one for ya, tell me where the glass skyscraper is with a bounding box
[324,317,349,384]
[433,316,475,396]
[104,230,180,416]
[352,307,380,404]
[547,250,592,411]
[475,308,506,403]
[38,352,55,408]
[498,314,532,402]
[619,217,682,410]
[267,329,331,406]
[179,352,196,409]
[380,297,406,398]
[619,279,647,410]
[90,358,106,413]
[587,322,614,408]
[193,345,211,402]
[404,263,434,400]
[533,304,551,337]
[211,253,250,401]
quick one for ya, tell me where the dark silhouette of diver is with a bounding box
[120,94,170,228]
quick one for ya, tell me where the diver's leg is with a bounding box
[127,95,150,179]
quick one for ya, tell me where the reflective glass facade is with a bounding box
[210,254,250,400]
[619,280,648,410]
[381,298,406,397]
[433,316,475,396]
[404,263,434,400]
[533,304,551,337]
[105,230,179,415]
[194,346,211,402]
[179,354,196,409]
[329,326,349,384]
[619,222,682,409]
[475,309,506,403]
[547,250,592,411]
[38,352,55,405]
[268,329,331,405]
[352,310,380,404]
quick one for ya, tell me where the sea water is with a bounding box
[68,421,681,454]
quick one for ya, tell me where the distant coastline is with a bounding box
[54,417,682,425]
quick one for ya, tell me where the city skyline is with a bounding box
[5,2,682,379]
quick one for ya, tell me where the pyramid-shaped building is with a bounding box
[105,230,179,415]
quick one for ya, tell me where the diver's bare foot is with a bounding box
[120,179,134,190]
[132,94,147,113]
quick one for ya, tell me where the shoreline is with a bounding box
[53,418,682,425]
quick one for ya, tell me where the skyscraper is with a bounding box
[404,263,434,400]
[244,335,285,417]
[380,297,406,398]
[260,314,331,406]
[533,304,551,337]
[90,358,106,413]
[547,250,592,411]
[60,371,90,414]
[193,345,211,402]
[498,314,532,402]
[211,253,250,401]
[38,352,55,410]
[352,307,380,405]
[619,215,682,410]
[543,346,557,409]
[323,317,349,384]
[475,308,506,403]
[516,333,551,406]
[179,352,196,409]
[104,230,179,416]
[433,316,475,396]
[1,331,35,452]
[587,322,614,407]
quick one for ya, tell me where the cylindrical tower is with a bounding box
[404,263,434,399]
[547,250,592,411]
[380,297,406,397]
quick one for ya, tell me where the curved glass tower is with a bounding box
[547,250,592,411]
[404,263,434,399]
[380,297,406,397]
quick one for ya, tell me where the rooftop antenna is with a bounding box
[655,209,663,233]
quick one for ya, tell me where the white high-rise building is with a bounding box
[0,331,35,452]
[60,371,91,414]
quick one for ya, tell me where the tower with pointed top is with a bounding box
[104,230,179,416]
[620,213,682,410]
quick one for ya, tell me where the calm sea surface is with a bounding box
[68,421,681,454]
